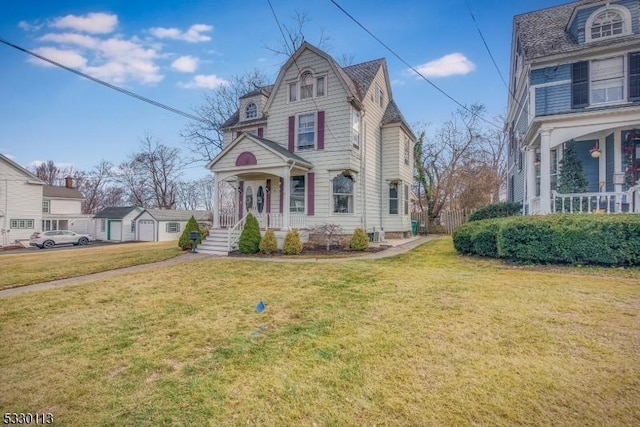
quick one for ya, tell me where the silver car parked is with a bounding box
[30,230,92,249]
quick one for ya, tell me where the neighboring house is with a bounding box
[507,0,640,214]
[134,209,212,242]
[93,206,144,242]
[0,153,44,244]
[206,42,416,253]
[42,177,94,234]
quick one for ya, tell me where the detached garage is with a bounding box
[93,206,144,242]
[134,209,212,242]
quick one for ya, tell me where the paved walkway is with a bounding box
[0,235,438,298]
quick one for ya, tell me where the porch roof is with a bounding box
[206,133,313,172]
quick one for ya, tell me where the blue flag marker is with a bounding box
[256,300,265,313]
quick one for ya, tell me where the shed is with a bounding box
[134,209,212,242]
[93,206,144,241]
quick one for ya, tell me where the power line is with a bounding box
[328,0,503,130]
[0,36,207,123]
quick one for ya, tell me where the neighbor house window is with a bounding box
[101,219,105,232]
[352,108,360,148]
[332,174,354,214]
[297,113,315,150]
[587,7,630,42]
[404,183,409,215]
[10,219,34,229]
[245,102,257,119]
[389,182,398,214]
[42,200,50,213]
[591,56,623,104]
[166,222,180,233]
[290,176,305,213]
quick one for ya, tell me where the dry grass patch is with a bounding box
[0,241,182,289]
[0,237,638,425]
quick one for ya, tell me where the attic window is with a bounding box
[245,102,257,119]
[301,72,313,99]
[586,6,631,42]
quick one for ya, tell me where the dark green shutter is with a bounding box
[572,61,589,108]
[629,52,640,101]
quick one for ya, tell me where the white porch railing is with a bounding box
[227,213,248,252]
[552,186,640,213]
[219,213,237,228]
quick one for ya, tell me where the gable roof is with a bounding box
[94,206,141,219]
[0,153,44,184]
[382,100,417,140]
[43,185,84,199]
[207,132,313,170]
[342,58,386,101]
[514,0,639,61]
[140,209,211,222]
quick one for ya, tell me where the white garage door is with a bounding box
[139,220,155,241]
[109,220,122,241]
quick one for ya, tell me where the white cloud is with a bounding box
[149,24,213,43]
[391,79,405,87]
[18,20,43,31]
[171,55,199,73]
[51,12,118,34]
[30,47,88,69]
[178,74,228,89]
[412,53,476,78]
[40,32,100,49]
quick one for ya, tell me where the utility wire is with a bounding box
[0,36,206,123]
[328,0,503,130]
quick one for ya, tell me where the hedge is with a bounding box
[468,201,522,222]
[453,214,640,266]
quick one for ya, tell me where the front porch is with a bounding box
[528,185,640,214]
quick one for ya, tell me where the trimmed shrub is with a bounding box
[259,229,277,254]
[238,213,261,254]
[350,227,369,251]
[178,216,202,250]
[468,201,522,222]
[453,214,640,266]
[199,225,209,240]
[283,229,303,255]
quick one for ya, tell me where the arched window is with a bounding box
[300,71,314,99]
[245,102,257,119]
[587,6,631,42]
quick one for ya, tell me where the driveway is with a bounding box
[0,240,140,255]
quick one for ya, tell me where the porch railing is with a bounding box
[218,211,308,230]
[219,213,237,228]
[552,186,640,213]
[227,213,249,252]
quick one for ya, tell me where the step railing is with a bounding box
[227,212,249,252]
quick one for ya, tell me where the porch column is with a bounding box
[282,166,291,229]
[539,130,552,214]
[526,148,536,213]
[212,176,219,228]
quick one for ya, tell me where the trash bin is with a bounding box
[411,220,418,236]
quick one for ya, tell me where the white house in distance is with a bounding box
[204,42,416,255]
[134,209,211,242]
[42,177,94,234]
[507,0,640,214]
[0,153,44,244]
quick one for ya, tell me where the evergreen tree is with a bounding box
[178,216,201,250]
[238,212,261,254]
[557,143,588,211]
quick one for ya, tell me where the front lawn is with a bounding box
[0,237,638,425]
[0,241,182,289]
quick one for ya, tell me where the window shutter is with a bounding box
[288,116,295,152]
[266,179,271,213]
[258,127,264,137]
[572,61,589,108]
[629,52,640,101]
[238,181,244,219]
[307,172,315,216]
[317,111,325,150]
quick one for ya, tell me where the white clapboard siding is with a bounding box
[0,157,43,242]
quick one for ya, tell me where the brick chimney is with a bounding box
[65,177,73,188]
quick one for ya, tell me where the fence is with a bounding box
[411,211,429,234]
[440,209,472,234]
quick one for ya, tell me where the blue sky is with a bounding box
[0,0,568,180]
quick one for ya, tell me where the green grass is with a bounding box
[0,237,638,426]
[0,242,183,289]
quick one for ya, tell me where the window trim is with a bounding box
[331,173,355,215]
[42,199,50,213]
[585,5,631,43]
[245,102,257,119]
[389,182,399,215]
[166,222,181,233]
[289,70,327,103]
[590,56,624,105]
[290,175,306,214]
[351,108,360,148]
[9,219,34,229]
[296,112,316,151]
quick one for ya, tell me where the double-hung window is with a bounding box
[290,176,305,213]
[389,183,398,214]
[10,219,34,229]
[297,113,315,150]
[333,174,354,214]
[352,108,360,148]
[42,200,50,213]
[404,139,410,165]
[404,184,410,215]
[300,72,313,100]
[591,56,623,104]
[166,222,180,233]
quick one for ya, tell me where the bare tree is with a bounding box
[310,223,344,251]
[414,104,501,221]
[265,10,331,56]
[74,161,122,214]
[30,160,74,185]
[181,70,268,163]
[114,134,184,209]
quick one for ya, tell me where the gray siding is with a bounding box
[535,84,572,116]
[513,168,525,203]
[530,64,571,85]
[606,133,615,192]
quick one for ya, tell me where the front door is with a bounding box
[243,180,266,216]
